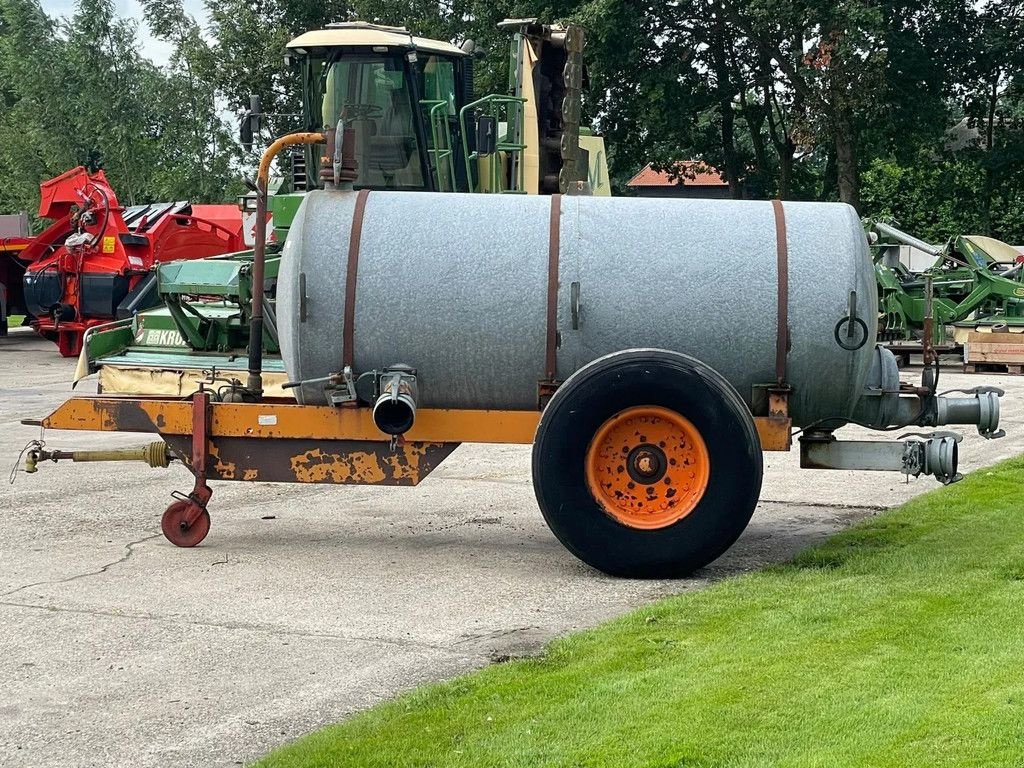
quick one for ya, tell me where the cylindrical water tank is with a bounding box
[277,190,877,427]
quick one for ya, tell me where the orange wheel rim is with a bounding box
[585,406,710,530]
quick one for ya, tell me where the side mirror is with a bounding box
[240,95,263,152]
[476,115,498,156]
[240,118,254,151]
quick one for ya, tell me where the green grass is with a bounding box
[256,459,1024,768]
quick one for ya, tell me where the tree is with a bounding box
[59,0,165,204]
[141,0,242,201]
[959,0,1024,234]
[1,0,1023,244]
[205,0,352,147]
[0,0,71,216]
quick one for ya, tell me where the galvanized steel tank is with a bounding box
[277,190,877,426]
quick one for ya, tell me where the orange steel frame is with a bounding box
[30,395,792,452]
[22,389,790,550]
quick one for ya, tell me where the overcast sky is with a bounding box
[39,0,209,67]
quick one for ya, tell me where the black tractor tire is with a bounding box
[532,349,763,578]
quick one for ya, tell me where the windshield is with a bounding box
[316,55,425,190]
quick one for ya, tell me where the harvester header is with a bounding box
[17,167,248,356]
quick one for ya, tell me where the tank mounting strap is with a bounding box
[544,193,562,383]
[343,189,371,369]
[771,199,790,385]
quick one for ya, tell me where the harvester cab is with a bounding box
[259,20,608,197]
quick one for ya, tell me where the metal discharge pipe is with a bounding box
[851,345,1003,438]
[873,221,943,258]
[372,367,418,435]
[247,131,325,398]
[853,390,1001,435]
[801,433,961,484]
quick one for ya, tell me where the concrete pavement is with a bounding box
[2,330,1022,767]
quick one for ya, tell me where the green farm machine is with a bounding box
[75,20,609,395]
[872,221,1024,349]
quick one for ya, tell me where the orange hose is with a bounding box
[257,132,325,187]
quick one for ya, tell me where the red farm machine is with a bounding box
[16,167,249,356]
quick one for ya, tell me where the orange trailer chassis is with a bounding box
[23,391,791,547]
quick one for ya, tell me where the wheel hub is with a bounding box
[585,406,710,530]
[626,444,667,484]
[161,500,211,547]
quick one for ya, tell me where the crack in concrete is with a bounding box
[0,532,162,598]
[428,473,525,486]
[0,599,480,655]
[455,625,540,644]
[758,499,887,512]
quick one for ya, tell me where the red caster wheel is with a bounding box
[161,500,211,547]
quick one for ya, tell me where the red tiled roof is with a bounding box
[626,161,727,188]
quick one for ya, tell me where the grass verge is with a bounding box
[257,458,1024,768]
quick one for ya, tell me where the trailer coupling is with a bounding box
[800,431,962,484]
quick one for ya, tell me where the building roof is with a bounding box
[626,161,727,188]
[287,23,466,57]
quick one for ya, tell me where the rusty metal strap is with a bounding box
[343,189,370,369]
[545,194,562,381]
[771,199,790,385]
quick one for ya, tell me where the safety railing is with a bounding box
[458,94,527,194]
[420,99,457,192]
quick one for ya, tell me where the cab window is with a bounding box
[318,55,425,190]
[419,55,457,116]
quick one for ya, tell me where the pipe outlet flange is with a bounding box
[935,386,1005,439]
[921,436,960,485]
[373,365,418,436]
[899,431,962,485]
[977,391,1002,438]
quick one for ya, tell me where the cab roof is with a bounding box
[286,22,466,57]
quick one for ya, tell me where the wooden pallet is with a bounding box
[963,332,1024,374]
[953,324,1024,345]
[882,342,960,368]
[964,363,1024,375]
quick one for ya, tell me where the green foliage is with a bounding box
[204,0,345,142]
[0,0,241,228]
[0,0,1022,242]
[544,0,1023,233]
[255,458,1024,767]
[141,0,243,202]
[862,156,986,241]
[862,152,1024,244]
